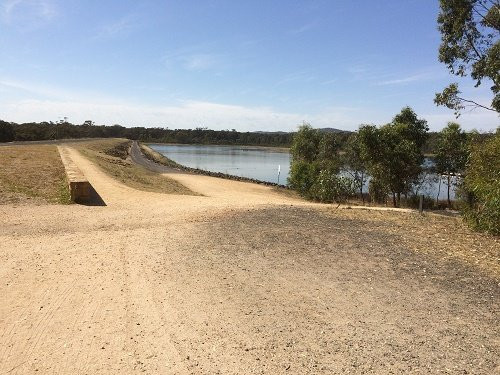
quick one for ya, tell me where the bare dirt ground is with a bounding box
[0,146,498,374]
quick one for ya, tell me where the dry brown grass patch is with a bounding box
[0,144,70,204]
[139,143,183,169]
[326,208,500,280]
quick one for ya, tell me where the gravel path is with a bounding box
[129,141,182,174]
[0,146,498,374]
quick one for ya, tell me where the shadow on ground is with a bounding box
[77,185,106,206]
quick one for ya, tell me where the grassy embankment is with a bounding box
[76,139,197,195]
[0,145,71,204]
[139,142,185,169]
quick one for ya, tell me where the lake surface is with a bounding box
[150,144,290,184]
[150,144,456,200]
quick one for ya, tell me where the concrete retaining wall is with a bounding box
[57,146,92,203]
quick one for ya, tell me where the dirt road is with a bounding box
[0,146,498,374]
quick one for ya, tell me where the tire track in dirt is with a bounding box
[118,230,190,374]
[2,284,73,374]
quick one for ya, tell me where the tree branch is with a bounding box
[472,6,488,23]
[457,96,497,111]
[464,31,484,61]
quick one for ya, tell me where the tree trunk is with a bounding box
[392,192,397,207]
[436,176,441,205]
[447,175,451,209]
[397,192,401,207]
[360,174,364,203]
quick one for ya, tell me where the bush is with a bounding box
[461,131,500,235]
[309,170,355,203]
[368,178,389,204]
[288,123,350,202]
[287,160,319,196]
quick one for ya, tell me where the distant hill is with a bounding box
[255,128,350,134]
[318,127,350,133]
[254,131,289,134]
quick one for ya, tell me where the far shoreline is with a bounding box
[146,142,290,153]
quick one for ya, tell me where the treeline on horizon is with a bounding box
[0,119,494,154]
[0,120,296,147]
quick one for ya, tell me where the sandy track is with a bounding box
[0,147,498,374]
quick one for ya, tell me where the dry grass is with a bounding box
[0,144,70,204]
[327,207,500,280]
[75,139,197,196]
[139,143,184,169]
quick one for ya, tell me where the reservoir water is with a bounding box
[150,144,457,200]
[150,144,290,184]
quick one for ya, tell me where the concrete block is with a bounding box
[57,146,93,204]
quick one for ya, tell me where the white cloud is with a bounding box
[0,79,365,130]
[347,66,368,75]
[0,0,56,26]
[0,78,115,102]
[274,71,316,86]
[161,42,230,72]
[320,78,337,85]
[94,15,137,39]
[376,72,432,86]
[0,78,497,132]
[182,54,219,71]
[0,98,304,131]
[2,0,22,16]
[289,21,317,35]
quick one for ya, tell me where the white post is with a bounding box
[277,165,281,185]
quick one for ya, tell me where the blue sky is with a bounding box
[0,0,498,131]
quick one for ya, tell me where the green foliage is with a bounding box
[343,133,367,201]
[392,107,429,149]
[309,171,355,203]
[436,0,500,114]
[0,121,15,142]
[368,178,389,204]
[289,123,322,163]
[435,122,468,206]
[318,132,340,161]
[462,130,500,235]
[288,159,319,196]
[288,123,353,203]
[358,107,429,207]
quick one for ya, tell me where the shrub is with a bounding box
[288,160,319,196]
[461,131,500,235]
[368,178,389,204]
[309,170,355,203]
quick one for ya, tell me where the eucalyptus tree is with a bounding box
[435,122,468,207]
[288,124,322,196]
[343,132,368,202]
[435,0,500,115]
[288,123,353,202]
[358,107,429,207]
